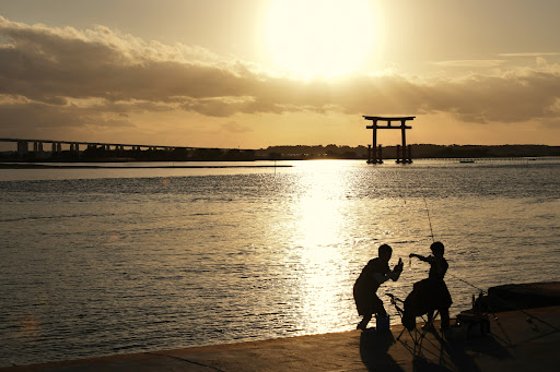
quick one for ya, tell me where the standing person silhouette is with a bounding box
[353,244,403,331]
[408,241,453,330]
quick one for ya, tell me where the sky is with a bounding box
[0,0,559,148]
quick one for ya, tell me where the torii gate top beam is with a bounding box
[363,116,416,121]
[363,116,415,129]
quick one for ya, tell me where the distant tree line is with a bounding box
[256,144,560,160]
[258,144,368,159]
[1,144,558,162]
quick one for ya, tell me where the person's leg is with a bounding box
[358,294,385,330]
[357,313,372,330]
[422,310,436,331]
[373,295,391,331]
[440,308,450,330]
[373,294,387,317]
[427,310,434,323]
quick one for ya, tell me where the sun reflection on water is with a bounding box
[290,163,353,333]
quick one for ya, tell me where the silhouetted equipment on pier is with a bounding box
[363,116,415,164]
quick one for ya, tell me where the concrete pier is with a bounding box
[2,305,558,371]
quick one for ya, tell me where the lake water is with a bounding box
[1,158,559,367]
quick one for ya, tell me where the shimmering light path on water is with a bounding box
[1,159,559,366]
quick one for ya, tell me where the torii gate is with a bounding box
[363,115,415,164]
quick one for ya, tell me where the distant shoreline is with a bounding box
[2,156,560,169]
[1,144,559,163]
[0,163,293,169]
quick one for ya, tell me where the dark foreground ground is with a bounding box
[3,304,559,372]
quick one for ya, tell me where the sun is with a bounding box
[261,0,376,80]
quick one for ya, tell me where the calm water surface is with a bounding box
[1,159,559,366]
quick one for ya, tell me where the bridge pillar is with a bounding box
[17,141,29,156]
[33,142,44,152]
[70,143,80,153]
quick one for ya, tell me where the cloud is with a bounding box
[0,100,134,130]
[180,96,258,117]
[407,71,560,123]
[432,59,505,68]
[0,15,559,135]
[499,52,560,58]
[0,16,254,102]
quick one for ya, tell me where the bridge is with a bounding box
[0,137,253,161]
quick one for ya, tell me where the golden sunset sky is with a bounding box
[0,0,559,147]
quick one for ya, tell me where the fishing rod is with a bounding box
[420,198,501,295]
[422,196,435,243]
[419,195,486,295]
[419,196,559,333]
[420,196,485,292]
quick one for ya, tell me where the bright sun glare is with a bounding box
[262,0,376,80]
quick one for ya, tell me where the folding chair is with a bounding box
[386,292,439,355]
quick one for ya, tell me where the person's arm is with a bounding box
[387,270,399,281]
[387,258,403,281]
[371,258,403,283]
[409,253,430,262]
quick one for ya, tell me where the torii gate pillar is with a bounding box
[363,116,415,164]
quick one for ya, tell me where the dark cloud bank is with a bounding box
[0,16,559,134]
